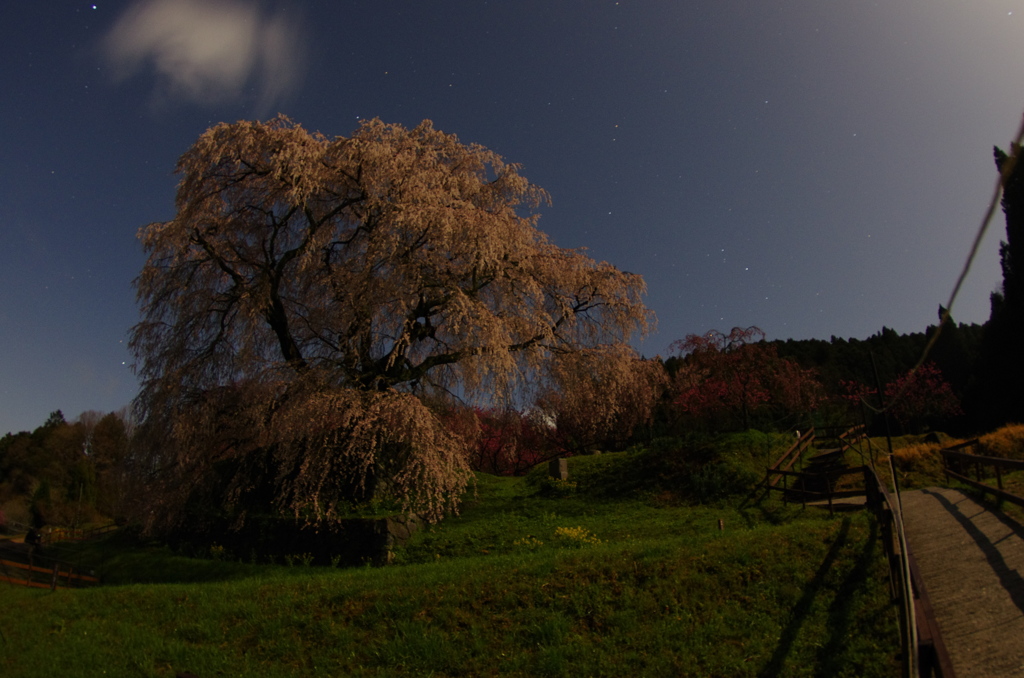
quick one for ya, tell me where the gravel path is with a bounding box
[901,487,1024,677]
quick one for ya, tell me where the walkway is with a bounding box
[900,487,1024,677]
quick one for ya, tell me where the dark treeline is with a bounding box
[651,320,972,439]
[730,142,1024,437]
[0,409,134,530]
[768,317,983,435]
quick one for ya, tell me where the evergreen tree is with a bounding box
[974,145,1024,429]
[929,306,974,402]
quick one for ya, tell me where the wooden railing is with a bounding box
[0,557,99,590]
[2,519,33,534]
[862,466,955,678]
[817,423,872,464]
[940,440,1024,508]
[759,423,958,676]
[43,523,118,545]
[766,466,864,513]
[839,423,871,464]
[762,439,956,678]
[763,424,870,512]
[766,427,815,488]
[0,522,114,590]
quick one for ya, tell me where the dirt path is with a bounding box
[900,487,1024,677]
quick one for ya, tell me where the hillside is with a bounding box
[0,435,899,678]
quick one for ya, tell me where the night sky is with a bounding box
[3,0,1023,435]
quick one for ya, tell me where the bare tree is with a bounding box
[131,116,653,528]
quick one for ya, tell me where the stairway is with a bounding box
[784,427,867,507]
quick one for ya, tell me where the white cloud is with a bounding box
[103,0,305,109]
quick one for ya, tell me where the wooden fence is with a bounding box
[862,465,955,678]
[767,466,864,512]
[764,463,954,676]
[763,424,870,512]
[762,426,954,678]
[0,522,114,590]
[0,554,100,590]
[830,423,871,465]
[940,440,1024,508]
[43,523,118,545]
[765,427,815,488]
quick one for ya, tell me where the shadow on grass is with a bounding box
[737,495,808,530]
[44,536,281,586]
[757,516,851,678]
[817,517,880,675]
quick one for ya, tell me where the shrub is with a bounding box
[976,424,1024,458]
[526,431,786,505]
[553,526,601,547]
[538,477,578,498]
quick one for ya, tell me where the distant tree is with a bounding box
[928,307,975,398]
[836,379,877,414]
[131,116,652,530]
[444,406,553,476]
[767,356,826,423]
[884,362,962,433]
[670,327,822,431]
[90,411,132,521]
[536,349,666,453]
[672,327,769,430]
[43,410,65,430]
[992,145,1024,319]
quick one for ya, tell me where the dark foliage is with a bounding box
[970,144,1024,430]
[0,410,134,528]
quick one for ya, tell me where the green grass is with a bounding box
[0,444,900,677]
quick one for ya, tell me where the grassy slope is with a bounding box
[882,424,1024,524]
[865,424,1024,492]
[0,444,899,678]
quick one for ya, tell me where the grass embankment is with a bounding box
[878,423,1024,523]
[0,434,899,677]
[868,423,1024,487]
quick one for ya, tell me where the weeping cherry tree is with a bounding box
[131,116,653,530]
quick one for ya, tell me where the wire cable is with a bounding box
[861,113,1024,414]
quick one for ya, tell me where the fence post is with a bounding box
[827,475,834,515]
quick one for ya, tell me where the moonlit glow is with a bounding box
[103,0,304,109]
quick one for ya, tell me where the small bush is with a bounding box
[512,536,544,550]
[684,460,760,503]
[888,440,948,488]
[523,431,787,505]
[892,442,939,465]
[977,424,1024,459]
[553,526,601,547]
[537,477,577,498]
